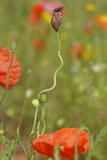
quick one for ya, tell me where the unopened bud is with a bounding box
[11,40,16,52]
[32,99,39,107]
[59,145,64,151]
[51,7,64,32]
[39,93,47,103]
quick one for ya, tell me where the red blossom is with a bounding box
[0,47,21,89]
[54,128,89,155]
[68,43,84,58]
[32,134,54,158]
[44,2,60,13]
[32,128,89,160]
[33,38,46,51]
[29,1,60,24]
[29,3,44,24]
[84,24,92,34]
[94,15,107,30]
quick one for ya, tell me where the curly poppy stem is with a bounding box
[0,41,15,106]
[38,32,64,99]
[30,31,63,138]
[29,32,64,159]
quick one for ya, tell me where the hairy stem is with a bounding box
[28,32,64,159]
[38,32,64,99]
[0,50,14,106]
[31,105,39,135]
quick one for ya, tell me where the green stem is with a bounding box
[27,32,64,159]
[27,104,38,160]
[41,106,46,134]
[31,105,39,135]
[0,51,14,106]
[74,129,80,160]
[75,127,90,160]
[38,32,64,99]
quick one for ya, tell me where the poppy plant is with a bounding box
[29,1,60,24]
[0,47,21,89]
[32,128,89,160]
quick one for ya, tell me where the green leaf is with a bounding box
[94,126,107,148]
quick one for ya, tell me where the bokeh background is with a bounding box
[0,0,107,159]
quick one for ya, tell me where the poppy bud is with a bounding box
[11,40,16,52]
[59,145,64,151]
[39,93,47,103]
[32,99,39,107]
[51,7,64,32]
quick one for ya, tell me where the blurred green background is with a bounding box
[0,0,107,159]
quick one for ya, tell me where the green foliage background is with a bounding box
[0,0,107,159]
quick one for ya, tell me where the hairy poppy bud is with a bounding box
[11,40,16,52]
[51,6,64,32]
[32,99,39,107]
[39,93,47,103]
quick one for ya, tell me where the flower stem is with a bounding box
[0,48,14,106]
[31,105,39,135]
[28,32,64,159]
[38,32,64,99]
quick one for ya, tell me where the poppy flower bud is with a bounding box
[32,99,39,107]
[39,93,47,103]
[59,145,64,151]
[51,6,64,32]
[11,40,16,52]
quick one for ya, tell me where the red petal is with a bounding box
[0,47,21,89]
[32,134,54,157]
[29,3,44,24]
[53,128,89,155]
[32,128,89,159]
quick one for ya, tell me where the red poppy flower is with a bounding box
[0,47,21,89]
[68,43,84,58]
[94,15,107,30]
[29,1,60,24]
[44,2,60,13]
[33,134,54,158]
[54,128,89,155]
[33,38,46,51]
[29,2,44,24]
[84,24,92,34]
[32,128,89,160]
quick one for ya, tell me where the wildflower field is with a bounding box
[0,0,107,160]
